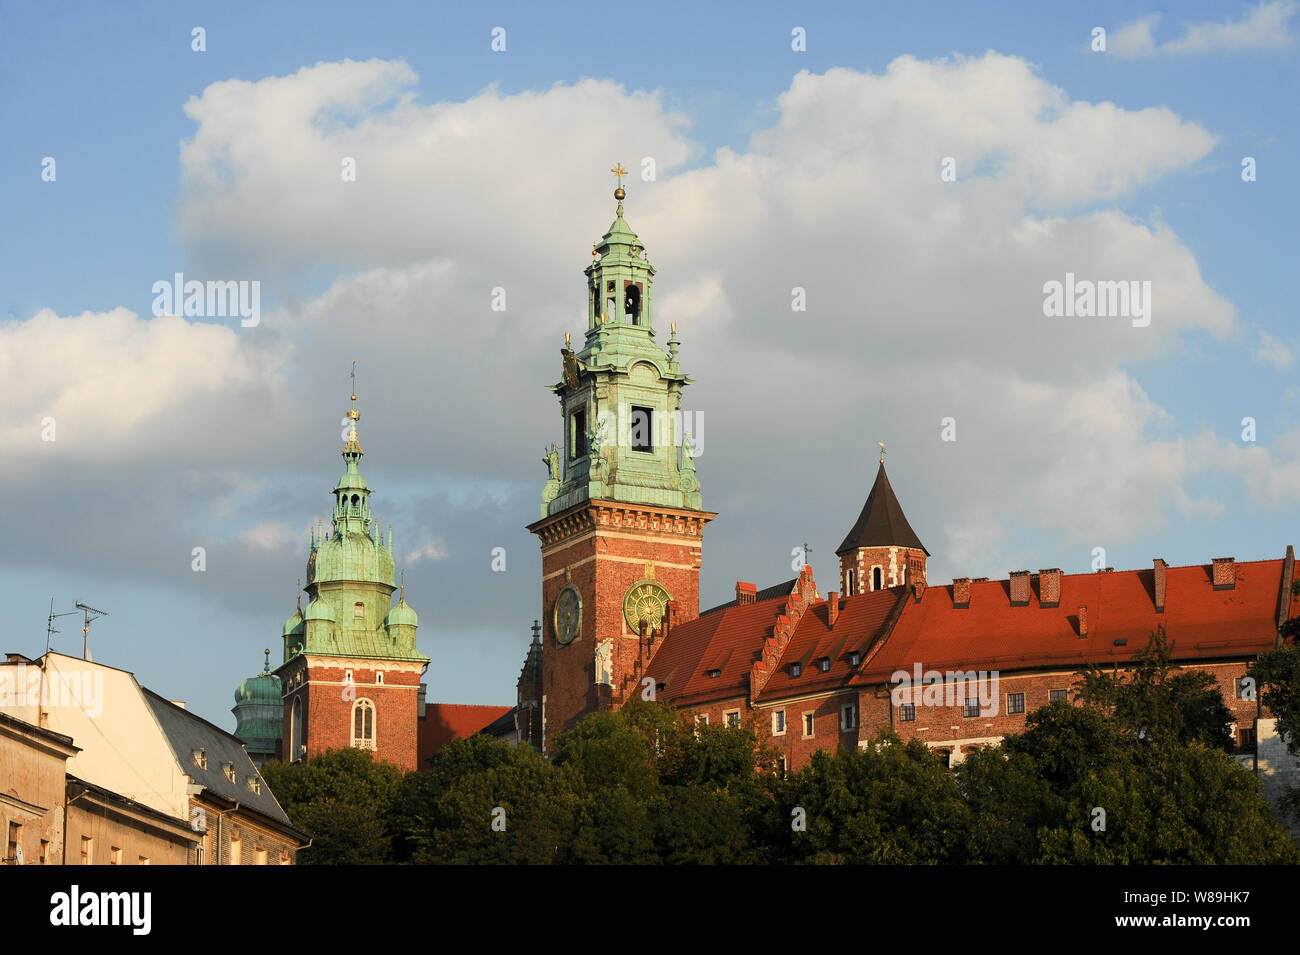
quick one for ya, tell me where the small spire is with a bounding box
[879,441,886,464]
[530,619,541,643]
[344,361,362,454]
[399,568,406,603]
[262,648,271,673]
[610,162,628,216]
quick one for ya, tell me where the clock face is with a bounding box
[624,580,671,633]
[554,586,581,646]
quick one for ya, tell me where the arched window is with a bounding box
[290,697,303,761]
[873,567,883,591]
[351,698,376,750]
[624,284,641,325]
[846,569,855,596]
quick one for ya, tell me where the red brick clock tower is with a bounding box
[529,171,714,743]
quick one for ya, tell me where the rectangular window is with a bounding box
[803,713,814,737]
[963,697,980,718]
[110,846,122,865]
[81,836,92,865]
[630,406,653,453]
[840,704,857,731]
[777,757,787,778]
[696,713,708,726]
[789,662,802,677]
[725,710,740,730]
[7,822,19,863]
[40,840,49,865]
[571,409,587,459]
[229,837,241,866]
[899,703,916,722]
[818,658,831,673]
[1050,689,1068,703]
[1008,693,1025,715]
[772,710,786,735]
[1238,727,1257,750]
[849,651,861,666]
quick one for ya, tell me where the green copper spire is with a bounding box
[286,367,430,666]
[232,648,282,765]
[540,169,705,517]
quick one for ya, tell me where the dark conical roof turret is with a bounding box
[836,462,928,556]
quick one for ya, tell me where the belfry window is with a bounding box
[571,409,587,459]
[873,567,883,591]
[631,406,653,453]
[624,284,642,326]
[352,698,376,750]
[846,569,855,596]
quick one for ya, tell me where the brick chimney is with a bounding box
[952,577,971,609]
[1078,605,1088,637]
[735,581,757,604]
[912,577,927,603]
[1212,557,1235,591]
[1153,559,1167,612]
[1039,569,1061,608]
[1010,570,1031,606]
[827,593,840,628]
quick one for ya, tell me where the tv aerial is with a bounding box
[74,601,108,661]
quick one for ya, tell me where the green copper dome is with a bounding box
[283,608,305,636]
[385,597,418,628]
[304,597,335,622]
[232,650,283,765]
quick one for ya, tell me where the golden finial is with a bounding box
[670,322,677,335]
[565,331,571,347]
[611,162,628,201]
[879,442,886,464]
[347,361,361,421]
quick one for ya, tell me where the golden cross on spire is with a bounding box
[879,441,886,464]
[610,163,628,188]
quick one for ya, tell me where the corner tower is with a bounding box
[528,168,715,742]
[836,447,928,595]
[274,369,430,770]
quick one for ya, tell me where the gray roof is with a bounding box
[143,689,294,828]
[701,578,799,616]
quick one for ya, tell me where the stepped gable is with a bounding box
[854,558,1293,685]
[755,585,908,702]
[836,462,928,555]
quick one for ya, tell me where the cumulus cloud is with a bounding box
[1254,330,1295,370]
[1110,2,1297,59]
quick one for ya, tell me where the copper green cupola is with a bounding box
[282,368,429,667]
[540,166,704,517]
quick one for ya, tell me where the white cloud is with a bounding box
[405,541,447,564]
[239,522,299,551]
[1254,330,1295,370]
[1111,2,1297,59]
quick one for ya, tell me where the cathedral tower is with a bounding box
[836,448,928,595]
[274,370,430,770]
[528,169,715,742]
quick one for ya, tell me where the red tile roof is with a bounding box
[642,555,1296,708]
[418,703,512,765]
[856,559,1292,684]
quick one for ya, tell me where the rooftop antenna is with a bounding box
[45,599,77,656]
[74,601,108,661]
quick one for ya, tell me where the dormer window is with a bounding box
[248,777,262,795]
[818,658,831,673]
[222,763,235,783]
[192,749,207,770]
[849,651,861,667]
[789,662,802,677]
[707,668,721,679]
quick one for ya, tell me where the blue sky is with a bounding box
[1,0,1296,733]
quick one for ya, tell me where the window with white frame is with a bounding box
[840,703,857,731]
[772,710,786,736]
[352,698,376,749]
[376,672,384,684]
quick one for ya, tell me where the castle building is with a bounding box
[270,382,431,772]
[515,173,1299,822]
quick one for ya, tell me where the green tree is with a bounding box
[260,747,404,865]
[1076,624,1234,752]
[768,732,970,864]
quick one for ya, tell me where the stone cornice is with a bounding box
[529,499,715,548]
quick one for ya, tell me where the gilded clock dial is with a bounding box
[554,586,581,646]
[623,580,671,633]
